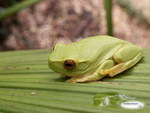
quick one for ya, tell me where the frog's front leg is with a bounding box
[66,74,101,83]
[66,60,116,83]
[100,45,143,77]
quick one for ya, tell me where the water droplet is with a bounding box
[93,92,119,107]
[120,101,144,109]
[93,92,142,109]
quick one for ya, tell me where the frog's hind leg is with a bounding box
[100,45,143,77]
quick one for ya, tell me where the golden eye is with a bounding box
[64,60,76,70]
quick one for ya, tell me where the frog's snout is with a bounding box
[64,60,76,70]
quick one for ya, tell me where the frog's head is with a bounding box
[48,43,91,76]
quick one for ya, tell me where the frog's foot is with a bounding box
[99,60,116,75]
[100,45,143,77]
[66,78,78,83]
[100,63,125,77]
[66,74,105,83]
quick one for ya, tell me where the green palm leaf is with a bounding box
[0,49,149,113]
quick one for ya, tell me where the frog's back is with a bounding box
[76,35,131,61]
[78,35,129,46]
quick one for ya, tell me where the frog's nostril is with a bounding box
[64,60,76,70]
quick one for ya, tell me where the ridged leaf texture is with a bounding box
[0,49,150,113]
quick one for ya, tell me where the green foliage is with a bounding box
[104,0,114,36]
[0,49,150,113]
[4,0,21,7]
[0,0,40,20]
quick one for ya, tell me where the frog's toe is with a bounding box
[66,78,78,83]
[100,69,111,75]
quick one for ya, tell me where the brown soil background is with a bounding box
[1,0,150,51]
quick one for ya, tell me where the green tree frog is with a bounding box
[48,36,143,83]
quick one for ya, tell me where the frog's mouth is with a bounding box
[64,60,76,71]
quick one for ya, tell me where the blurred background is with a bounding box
[0,0,150,51]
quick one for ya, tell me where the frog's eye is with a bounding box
[64,60,76,70]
